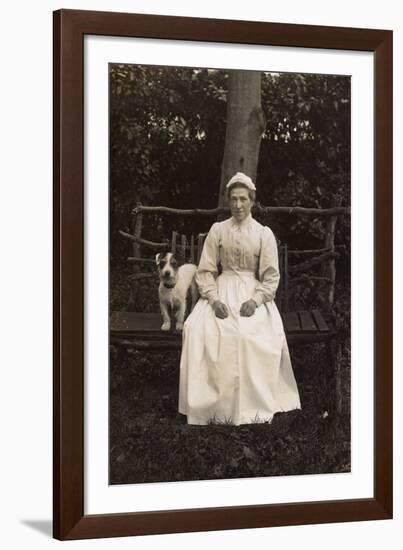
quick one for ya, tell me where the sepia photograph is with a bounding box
[109,63,351,485]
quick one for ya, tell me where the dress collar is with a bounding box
[230,213,253,229]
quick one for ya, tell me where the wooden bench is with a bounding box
[110,309,335,348]
[111,203,348,414]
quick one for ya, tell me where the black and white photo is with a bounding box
[109,64,351,485]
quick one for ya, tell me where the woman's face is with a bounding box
[229,186,253,222]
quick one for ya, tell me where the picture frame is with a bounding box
[53,8,393,540]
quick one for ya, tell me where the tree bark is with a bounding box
[218,70,266,207]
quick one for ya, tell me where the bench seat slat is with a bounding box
[282,312,301,333]
[299,311,318,332]
[312,309,330,332]
[110,310,332,342]
[110,311,162,332]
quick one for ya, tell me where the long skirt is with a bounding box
[178,271,301,425]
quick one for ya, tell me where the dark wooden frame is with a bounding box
[53,9,393,540]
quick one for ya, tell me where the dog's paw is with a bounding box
[175,322,184,331]
[161,322,171,331]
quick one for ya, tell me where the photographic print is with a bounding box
[109,63,351,485]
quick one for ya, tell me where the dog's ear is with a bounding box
[155,253,161,266]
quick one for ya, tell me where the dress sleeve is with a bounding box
[195,222,220,306]
[252,226,280,306]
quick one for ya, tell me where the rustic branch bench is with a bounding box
[111,202,349,415]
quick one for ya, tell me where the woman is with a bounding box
[178,172,301,425]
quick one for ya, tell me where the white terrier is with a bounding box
[155,252,198,331]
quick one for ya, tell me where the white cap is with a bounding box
[226,172,256,191]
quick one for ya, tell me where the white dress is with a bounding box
[178,213,301,425]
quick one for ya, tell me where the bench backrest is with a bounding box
[122,203,348,313]
[125,228,321,315]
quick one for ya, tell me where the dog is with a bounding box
[155,252,198,331]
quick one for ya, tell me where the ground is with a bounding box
[109,305,351,484]
[109,260,350,484]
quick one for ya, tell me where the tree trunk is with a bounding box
[218,70,266,207]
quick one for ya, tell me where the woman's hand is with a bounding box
[212,300,229,319]
[240,299,257,317]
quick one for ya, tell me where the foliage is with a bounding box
[259,73,350,255]
[110,65,350,265]
[110,65,227,259]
